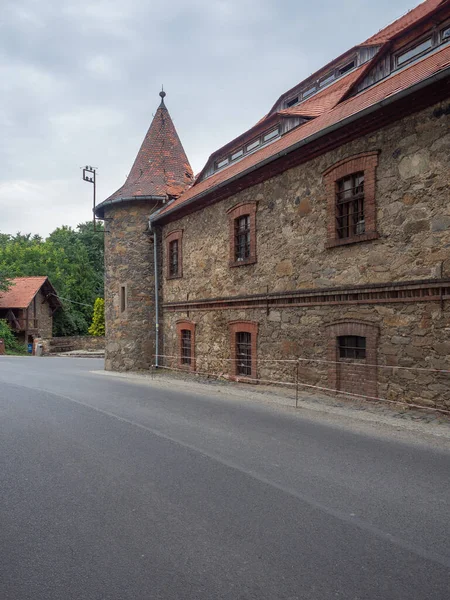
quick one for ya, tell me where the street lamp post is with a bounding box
[82,165,97,231]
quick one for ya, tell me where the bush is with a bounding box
[0,320,27,355]
[88,298,105,336]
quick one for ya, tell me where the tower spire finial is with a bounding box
[159,85,166,106]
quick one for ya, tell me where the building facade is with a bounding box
[97,0,450,410]
[0,277,61,345]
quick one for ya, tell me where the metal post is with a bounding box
[295,360,299,409]
[82,166,98,231]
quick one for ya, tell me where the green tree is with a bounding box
[88,298,105,336]
[0,222,104,336]
[0,320,27,355]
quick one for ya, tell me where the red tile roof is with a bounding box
[362,0,444,45]
[104,96,193,203]
[0,277,49,309]
[154,45,450,221]
[279,65,368,119]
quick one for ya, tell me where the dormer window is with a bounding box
[246,139,260,152]
[286,96,299,108]
[338,60,355,76]
[443,26,450,41]
[319,73,335,88]
[396,37,432,67]
[231,149,243,161]
[302,85,316,99]
[263,129,279,142]
[216,158,229,170]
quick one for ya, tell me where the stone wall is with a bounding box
[160,100,450,410]
[27,290,53,338]
[104,201,161,371]
[162,100,450,301]
[162,303,450,410]
[47,336,105,352]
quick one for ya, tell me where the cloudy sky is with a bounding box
[1,0,418,236]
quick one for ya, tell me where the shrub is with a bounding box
[88,298,105,336]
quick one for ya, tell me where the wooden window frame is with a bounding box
[227,202,257,267]
[165,230,183,279]
[229,321,258,381]
[176,320,195,371]
[323,151,379,248]
[326,320,378,398]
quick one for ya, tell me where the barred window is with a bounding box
[235,215,251,261]
[338,335,366,359]
[181,329,192,366]
[236,332,252,376]
[336,172,365,239]
[169,239,179,277]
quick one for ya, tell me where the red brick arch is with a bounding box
[326,320,379,399]
[323,151,379,248]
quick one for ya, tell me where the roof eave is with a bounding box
[95,195,168,219]
[151,65,450,225]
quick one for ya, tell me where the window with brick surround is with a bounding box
[229,321,258,380]
[327,321,378,398]
[165,230,183,279]
[323,152,379,248]
[227,202,257,267]
[176,320,195,371]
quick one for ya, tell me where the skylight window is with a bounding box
[397,38,432,66]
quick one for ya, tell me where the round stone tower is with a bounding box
[95,92,193,371]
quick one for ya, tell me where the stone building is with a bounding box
[96,0,450,410]
[0,276,61,346]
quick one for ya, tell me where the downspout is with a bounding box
[151,222,160,368]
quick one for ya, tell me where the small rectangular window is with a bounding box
[441,26,450,41]
[246,139,260,152]
[338,60,355,75]
[302,85,316,98]
[231,149,243,161]
[397,38,432,66]
[286,96,299,108]
[236,332,252,376]
[181,330,192,366]
[169,239,179,277]
[319,73,335,87]
[216,158,229,170]
[234,215,251,261]
[263,129,279,142]
[336,172,365,239]
[338,336,366,360]
[120,285,126,313]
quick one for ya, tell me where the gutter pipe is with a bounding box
[150,220,160,368]
[150,66,450,224]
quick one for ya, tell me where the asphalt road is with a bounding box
[0,357,449,599]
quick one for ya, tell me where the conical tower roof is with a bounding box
[105,92,193,203]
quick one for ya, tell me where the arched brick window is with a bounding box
[323,151,379,248]
[227,202,257,267]
[176,319,195,371]
[229,320,258,380]
[326,320,379,399]
[165,230,183,279]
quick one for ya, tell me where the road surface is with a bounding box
[0,356,449,599]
